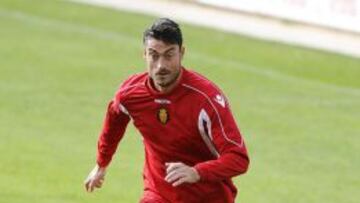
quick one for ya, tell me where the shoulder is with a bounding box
[115,72,147,101]
[182,69,224,100]
[118,72,147,92]
[182,69,227,108]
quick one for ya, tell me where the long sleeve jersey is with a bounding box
[96,67,249,203]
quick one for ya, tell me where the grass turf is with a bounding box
[0,0,359,202]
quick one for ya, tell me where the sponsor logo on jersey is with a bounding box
[157,107,169,124]
[154,99,171,104]
[214,94,226,108]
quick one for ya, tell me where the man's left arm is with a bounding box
[193,94,250,182]
[165,94,249,185]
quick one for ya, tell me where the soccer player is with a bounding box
[84,18,250,203]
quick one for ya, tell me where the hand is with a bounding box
[84,164,106,192]
[164,162,200,187]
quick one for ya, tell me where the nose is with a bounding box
[156,56,167,71]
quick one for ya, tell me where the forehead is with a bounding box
[145,38,179,53]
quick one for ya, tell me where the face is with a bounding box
[144,38,184,88]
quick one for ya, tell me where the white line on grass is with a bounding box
[0,8,138,45]
[188,52,360,97]
[1,7,359,97]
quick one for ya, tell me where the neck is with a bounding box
[154,68,183,94]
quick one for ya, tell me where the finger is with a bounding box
[99,176,105,181]
[166,162,184,174]
[95,179,104,188]
[89,173,106,191]
[84,179,90,191]
[165,171,186,183]
[95,182,102,188]
[165,162,182,173]
[88,181,93,192]
[89,180,96,192]
[165,167,187,182]
[172,176,188,187]
[165,170,176,182]
[86,178,94,192]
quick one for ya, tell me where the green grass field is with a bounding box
[1,0,359,202]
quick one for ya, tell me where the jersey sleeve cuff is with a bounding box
[96,155,111,168]
[194,163,211,182]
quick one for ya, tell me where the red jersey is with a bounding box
[97,67,249,203]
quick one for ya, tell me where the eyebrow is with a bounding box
[148,47,176,54]
[148,48,157,53]
[164,47,176,54]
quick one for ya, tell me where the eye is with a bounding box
[149,52,159,60]
[165,52,174,59]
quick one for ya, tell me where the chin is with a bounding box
[157,82,170,88]
[156,78,169,86]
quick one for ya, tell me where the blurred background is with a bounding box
[0,0,359,202]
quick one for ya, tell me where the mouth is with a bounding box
[156,71,170,76]
[154,73,170,85]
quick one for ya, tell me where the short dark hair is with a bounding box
[143,18,183,47]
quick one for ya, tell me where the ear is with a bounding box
[180,46,185,59]
[143,49,146,59]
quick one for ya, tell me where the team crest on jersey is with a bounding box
[157,107,169,124]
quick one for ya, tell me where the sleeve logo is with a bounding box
[214,94,226,108]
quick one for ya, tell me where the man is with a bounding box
[84,18,250,203]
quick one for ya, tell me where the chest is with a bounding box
[125,92,202,148]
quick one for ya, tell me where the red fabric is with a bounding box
[97,101,130,167]
[96,67,249,203]
[140,189,169,203]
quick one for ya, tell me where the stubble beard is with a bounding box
[155,68,181,88]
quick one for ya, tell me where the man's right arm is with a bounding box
[97,100,130,167]
[85,99,130,192]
